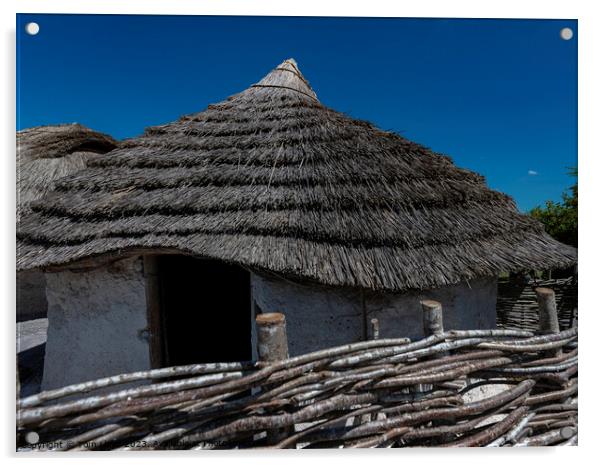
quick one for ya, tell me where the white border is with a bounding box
[2,1,600,465]
[4,0,587,18]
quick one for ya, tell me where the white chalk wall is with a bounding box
[42,257,151,390]
[251,274,364,356]
[365,276,498,341]
[251,274,497,356]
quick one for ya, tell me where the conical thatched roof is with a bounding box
[16,59,576,292]
[17,124,117,221]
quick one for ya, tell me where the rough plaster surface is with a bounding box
[17,270,48,322]
[251,274,364,356]
[42,257,150,390]
[252,274,497,356]
[366,276,498,341]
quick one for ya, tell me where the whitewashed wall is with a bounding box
[41,258,497,388]
[42,257,151,390]
[365,276,498,341]
[251,273,497,356]
[251,274,364,356]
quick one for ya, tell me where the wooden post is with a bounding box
[417,300,445,394]
[255,313,292,445]
[535,287,561,357]
[256,313,289,362]
[370,318,380,340]
[535,288,560,334]
[421,300,444,337]
[143,256,164,368]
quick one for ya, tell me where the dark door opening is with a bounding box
[156,255,252,366]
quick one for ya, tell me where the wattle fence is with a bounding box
[16,288,577,450]
[497,276,577,332]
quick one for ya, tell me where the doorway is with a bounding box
[155,255,252,366]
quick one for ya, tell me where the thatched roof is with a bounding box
[17,124,117,221]
[16,59,576,292]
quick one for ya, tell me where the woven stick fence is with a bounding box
[17,288,577,450]
[497,276,577,332]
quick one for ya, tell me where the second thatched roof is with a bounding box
[16,59,576,292]
[17,123,117,221]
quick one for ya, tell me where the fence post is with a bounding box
[255,313,291,445]
[256,313,289,362]
[369,318,381,422]
[535,287,561,357]
[371,318,380,340]
[417,300,445,394]
[535,288,560,334]
[421,300,444,337]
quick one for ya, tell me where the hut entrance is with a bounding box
[153,256,252,366]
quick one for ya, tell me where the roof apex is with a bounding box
[251,58,318,101]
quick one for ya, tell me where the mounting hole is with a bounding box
[25,431,40,444]
[560,426,575,439]
[25,22,40,36]
[560,27,573,41]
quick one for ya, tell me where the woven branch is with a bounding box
[16,328,577,450]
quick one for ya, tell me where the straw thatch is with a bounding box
[16,59,576,292]
[16,124,118,320]
[17,123,117,221]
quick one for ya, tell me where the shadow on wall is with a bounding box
[17,271,48,322]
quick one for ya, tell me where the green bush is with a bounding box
[529,167,577,247]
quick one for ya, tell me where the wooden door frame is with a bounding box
[143,255,166,368]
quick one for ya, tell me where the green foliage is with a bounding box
[529,167,577,247]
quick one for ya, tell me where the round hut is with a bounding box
[17,124,117,322]
[16,60,576,389]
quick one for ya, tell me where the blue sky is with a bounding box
[16,15,577,211]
